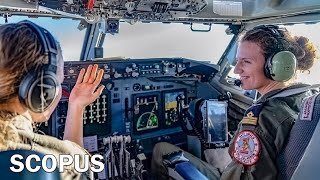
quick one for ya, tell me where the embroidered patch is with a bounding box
[242,111,258,125]
[300,95,317,121]
[233,130,260,166]
[241,103,264,126]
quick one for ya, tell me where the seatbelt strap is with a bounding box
[290,117,320,180]
[254,84,320,104]
[270,84,320,99]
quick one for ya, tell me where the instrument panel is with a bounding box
[35,57,221,179]
[39,58,219,153]
[38,0,208,23]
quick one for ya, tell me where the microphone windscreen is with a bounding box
[234,79,242,87]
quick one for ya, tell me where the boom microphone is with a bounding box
[234,79,242,87]
[226,78,241,87]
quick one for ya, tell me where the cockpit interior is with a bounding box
[1,0,320,179]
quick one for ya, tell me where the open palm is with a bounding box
[69,64,105,108]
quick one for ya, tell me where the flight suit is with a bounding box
[221,84,318,180]
[0,113,93,180]
[152,83,318,180]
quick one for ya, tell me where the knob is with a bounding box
[169,63,176,68]
[126,67,133,73]
[106,82,114,91]
[114,72,122,78]
[68,69,75,74]
[103,74,110,79]
[132,72,139,77]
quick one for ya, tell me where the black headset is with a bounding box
[18,20,60,113]
[252,25,297,82]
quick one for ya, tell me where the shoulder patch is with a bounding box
[232,130,260,166]
[241,103,264,126]
[300,95,317,121]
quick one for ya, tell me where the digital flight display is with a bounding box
[133,94,160,134]
[164,90,185,128]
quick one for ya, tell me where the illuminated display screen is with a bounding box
[204,101,228,143]
[164,90,185,128]
[133,94,160,134]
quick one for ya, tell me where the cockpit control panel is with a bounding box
[40,58,214,147]
[37,0,208,23]
[36,57,222,179]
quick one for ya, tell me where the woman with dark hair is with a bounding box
[151,25,318,180]
[0,21,105,179]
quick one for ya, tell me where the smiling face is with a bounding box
[234,41,274,93]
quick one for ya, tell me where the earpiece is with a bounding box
[18,20,59,113]
[264,50,297,82]
[255,25,297,82]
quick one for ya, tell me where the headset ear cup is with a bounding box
[268,51,297,82]
[17,21,59,113]
[19,71,59,113]
[19,71,37,106]
[264,55,273,79]
[31,71,59,113]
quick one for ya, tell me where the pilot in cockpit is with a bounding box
[151,25,318,180]
[0,21,105,179]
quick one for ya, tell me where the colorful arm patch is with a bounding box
[232,130,261,166]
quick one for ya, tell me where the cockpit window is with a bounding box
[103,22,233,64]
[5,16,85,61]
[285,23,320,85]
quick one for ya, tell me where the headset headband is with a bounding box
[19,20,58,73]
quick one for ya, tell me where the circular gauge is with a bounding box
[133,83,141,91]
[136,112,158,131]
[168,109,178,122]
[165,109,178,127]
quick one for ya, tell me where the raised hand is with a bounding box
[68,64,105,108]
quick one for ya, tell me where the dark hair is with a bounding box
[240,25,318,71]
